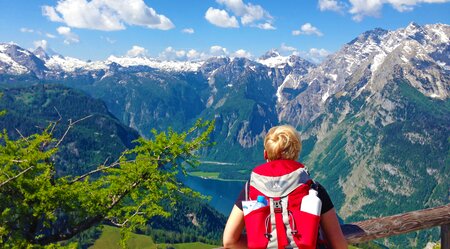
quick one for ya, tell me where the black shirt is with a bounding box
[234,183,334,215]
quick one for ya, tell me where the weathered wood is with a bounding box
[342,204,450,244]
[442,223,450,249]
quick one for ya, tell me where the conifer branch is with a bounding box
[49,107,62,135]
[69,155,132,184]
[0,165,34,188]
[15,128,28,142]
[108,203,145,227]
[55,114,93,148]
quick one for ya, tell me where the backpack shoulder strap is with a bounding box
[244,180,250,201]
[311,180,319,191]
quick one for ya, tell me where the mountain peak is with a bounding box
[406,22,421,30]
[348,27,388,45]
[259,49,281,60]
[33,46,49,60]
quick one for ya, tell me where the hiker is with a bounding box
[222,125,348,249]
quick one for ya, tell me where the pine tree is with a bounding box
[0,116,214,248]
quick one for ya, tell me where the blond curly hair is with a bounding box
[264,125,302,161]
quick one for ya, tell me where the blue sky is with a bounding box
[1,0,449,62]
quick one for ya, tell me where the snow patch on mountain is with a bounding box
[257,54,290,68]
[0,52,29,74]
[106,55,203,72]
[46,56,107,72]
[371,51,386,73]
[0,44,30,74]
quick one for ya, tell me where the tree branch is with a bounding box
[0,165,34,188]
[15,128,28,143]
[49,107,62,135]
[108,203,145,227]
[69,156,133,184]
[55,115,93,148]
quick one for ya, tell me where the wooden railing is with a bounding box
[342,204,450,247]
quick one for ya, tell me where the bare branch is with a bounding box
[107,203,145,227]
[15,128,29,143]
[69,155,131,184]
[0,165,34,188]
[71,114,93,126]
[49,107,63,135]
[55,114,93,148]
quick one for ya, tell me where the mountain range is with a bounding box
[0,22,448,248]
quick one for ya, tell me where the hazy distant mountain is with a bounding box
[0,22,448,248]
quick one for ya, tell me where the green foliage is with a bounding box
[143,195,226,246]
[157,242,218,249]
[89,225,155,249]
[0,84,140,177]
[0,115,215,248]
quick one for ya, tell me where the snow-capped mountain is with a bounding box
[0,43,48,78]
[278,22,450,126]
[0,23,448,128]
[0,23,449,248]
[257,50,316,90]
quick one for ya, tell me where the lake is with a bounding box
[180,175,246,216]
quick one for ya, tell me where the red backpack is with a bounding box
[243,160,323,249]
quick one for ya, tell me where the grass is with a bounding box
[89,226,220,249]
[89,225,156,249]
[187,171,246,182]
[158,242,219,249]
[188,171,221,179]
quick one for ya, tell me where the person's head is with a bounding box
[264,125,302,161]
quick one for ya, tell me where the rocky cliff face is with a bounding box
[278,23,449,128]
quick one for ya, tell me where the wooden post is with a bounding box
[442,223,449,249]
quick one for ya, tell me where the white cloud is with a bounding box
[186,49,202,60]
[42,5,64,22]
[42,0,174,31]
[182,28,195,34]
[232,49,252,58]
[209,45,229,57]
[57,26,80,44]
[215,0,274,29]
[348,0,450,21]
[318,0,345,12]
[33,40,48,50]
[159,47,188,61]
[155,46,236,61]
[348,0,383,21]
[104,37,116,44]
[126,45,148,57]
[305,48,331,63]
[20,28,35,33]
[280,43,298,53]
[154,45,255,61]
[20,27,56,39]
[256,23,276,30]
[205,7,239,28]
[46,33,56,39]
[292,23,323,36]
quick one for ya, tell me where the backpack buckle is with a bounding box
[273,199,282,213]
